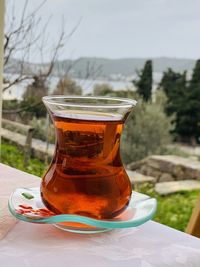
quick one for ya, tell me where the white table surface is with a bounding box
[0,164,200,267]
[0,216,199,267]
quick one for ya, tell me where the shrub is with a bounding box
[93,83,114,96]
[121,92,173,164]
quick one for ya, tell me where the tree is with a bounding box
[159,68,187,141]
[23,76,48,100]
[158,65,200,144]
[133,60,153,101]
[159,68,186,101]
[3,0,79,117]
[184,60,200,144]
[93,83,113,96]
[159,68,187,124]
[53,77,82,95]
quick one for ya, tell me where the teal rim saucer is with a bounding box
[8,187,157,234]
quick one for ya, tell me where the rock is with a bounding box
[127,155,200,183]
[145,155,200,180]
[155,180,200,195]
[138,165,160,182]
[126,170,156,185]
[127,160,145,171]
[173,165,186,180]
[147,156,174,173]
[183,166,200,180]
[159,173,174,182]
[140,165,149,175]
[147,168,161,181]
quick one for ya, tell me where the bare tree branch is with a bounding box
[4,1,49,76]
[3,75,33,91]
[2,0,67,96]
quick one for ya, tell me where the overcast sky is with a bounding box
[8,0,200,61]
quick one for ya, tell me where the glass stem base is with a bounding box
[53,223,112,234]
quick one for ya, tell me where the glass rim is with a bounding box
[42,95,137,109]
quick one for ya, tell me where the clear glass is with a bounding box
[41,96,137,225]
[9,187,157,234]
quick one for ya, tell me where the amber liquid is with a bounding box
[41,112,132,220]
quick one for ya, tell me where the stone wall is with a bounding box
[127,155,200,183]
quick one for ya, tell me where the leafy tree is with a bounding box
[159,62,200,144]
[159,68,187,138]
[184,60,200,143]
[159,68,186,100]
[133,60,153,101]
[53,77,82,95]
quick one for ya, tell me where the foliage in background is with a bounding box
[92,84,138,99]
[53,77,82,95]
[92,86,138,99]
[133,60,153,101]
[92,86,172,164]
[138,184,200,232]
[121,91,173,164]
[23,76,48,100]
[30,117,55,143]
[3,99,19,110]
[159,68,186,100]
[20,76,48,120]
[1,141,46,177]
[159,60,200,144]
[159,68,187,140]
[185,60,200,144]
[93,83,114,96]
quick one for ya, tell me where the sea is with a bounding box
[3,72,162,100]
[3,74,134,100]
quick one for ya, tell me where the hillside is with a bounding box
[4,57,196,78]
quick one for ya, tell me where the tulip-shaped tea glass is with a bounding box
[41,96,137,232]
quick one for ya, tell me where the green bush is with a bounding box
[121,92,173,164]
[93,83,114,96]
[1,141,46,177]
[138,184,200,232]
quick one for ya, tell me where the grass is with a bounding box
[137,184,200,232]
[1,140,47,177]
[1,140,199,232]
